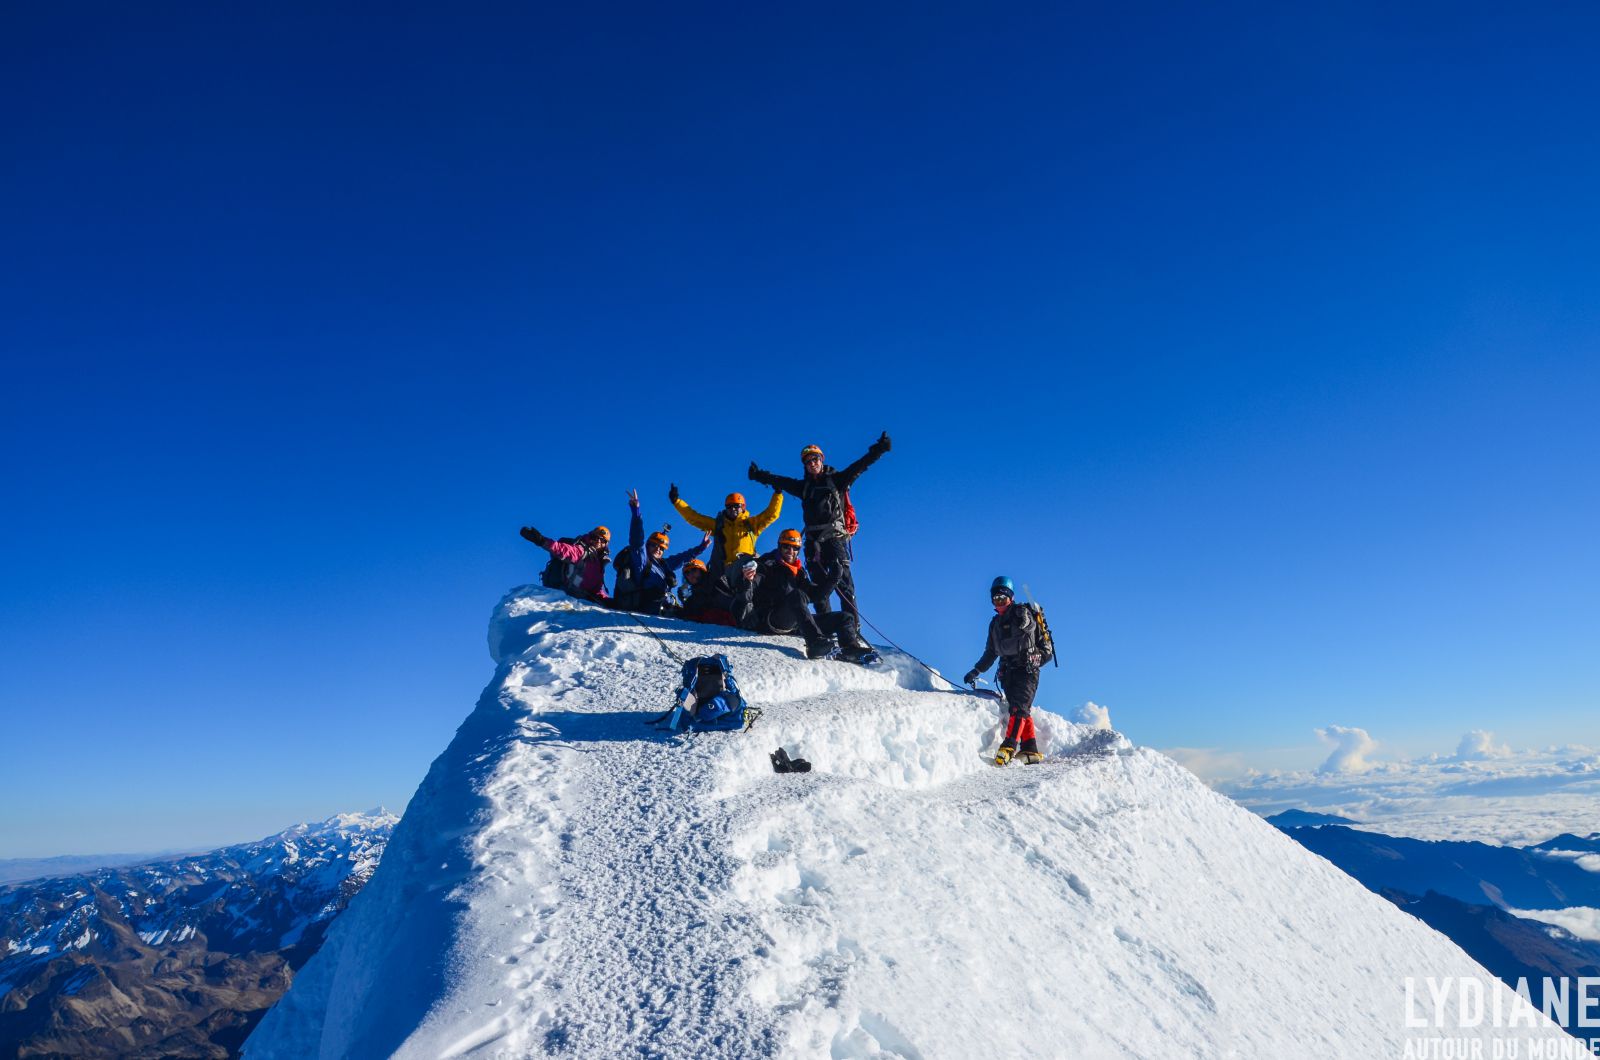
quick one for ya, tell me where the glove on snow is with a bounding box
[963,668,981,687]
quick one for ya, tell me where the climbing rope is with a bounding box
[852,607,947,684]
[614,608,686,665]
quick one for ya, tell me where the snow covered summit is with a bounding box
[246,588,1565,1059]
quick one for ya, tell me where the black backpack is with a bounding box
[612,545,677,610]
[541,537,581,590]
[1020,602,1057,667]
[542,538,607,596]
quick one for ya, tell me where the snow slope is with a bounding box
[246,589,1567,1059]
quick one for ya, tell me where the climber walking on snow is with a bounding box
[964,577,1055,766]
[747,432,889,619]
[669,485,783,577]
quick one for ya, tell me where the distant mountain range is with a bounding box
[0,852,197,888]
[1282,824,1600,910]
[1263,809,1360,828]
[0,810,396,1058]
[1274,820,1600,1041]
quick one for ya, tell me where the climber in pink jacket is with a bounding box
[521,524,613,602]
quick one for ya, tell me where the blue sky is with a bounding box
[3,3,1597,857]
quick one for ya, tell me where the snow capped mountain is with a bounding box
[246,589,1568,1058]
[0,810,396,1057]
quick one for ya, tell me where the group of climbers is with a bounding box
[517,431,1058,765]
[519,433,892,664]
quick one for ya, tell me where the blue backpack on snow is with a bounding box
[661,654,755,733]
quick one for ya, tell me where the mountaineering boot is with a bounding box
[1020,751,1044,765]
[994,745,1015,766]
[806,636,840,661]
[837,640,881,665]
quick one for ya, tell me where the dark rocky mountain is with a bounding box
[1526,833,1600,855]
[0,810,395,1059]
[1284,825,1600,909]
[1264,809,1360,827]
[1383,888,1600,1027]
[1278,821,1600,1048]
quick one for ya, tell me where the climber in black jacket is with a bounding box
[747,431,889,620]
[964,576,1053,766]
[744,530,872,661]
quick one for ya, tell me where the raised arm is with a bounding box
[671,496,717,532]
[545,538,588,563]
[748,461,805,496]
[750,490,784,535]
[664,533,712,572]
[835,432,891,489]
[625,494,647,576]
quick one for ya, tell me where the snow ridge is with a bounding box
[246,588,1565,1059]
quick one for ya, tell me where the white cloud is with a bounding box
[1507,906,1600,943]
[1532,849,1600,874]
[1074,701,1112,731]
[1316,726,1377,774]
[1216,738,1600,845]
[1455,730,1511,761]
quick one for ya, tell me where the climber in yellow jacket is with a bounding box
[667,484,783,577]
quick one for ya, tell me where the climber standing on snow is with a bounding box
[668,484,783,578]
[520,523,613,603]
[964,577,1053,766]
[613,489,711,615]
[747,432,889,619]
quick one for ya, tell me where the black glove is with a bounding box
[669,483,679,503]
[520,527,549,547]
[748,461,760,480]
[962,668,981,687]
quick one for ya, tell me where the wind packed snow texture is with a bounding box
[246,589,1566,1059]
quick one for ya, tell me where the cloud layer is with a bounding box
[1204,729,1600,845]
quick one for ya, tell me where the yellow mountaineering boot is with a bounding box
[994,746,1015,766]
[1020,751,1044,765]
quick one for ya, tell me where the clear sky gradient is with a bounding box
[3,3,1597,856]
